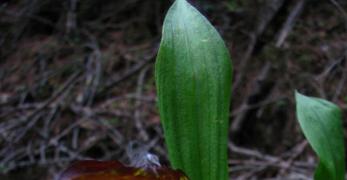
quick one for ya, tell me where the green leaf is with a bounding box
[155,0,232,180]
[295,92,345,180]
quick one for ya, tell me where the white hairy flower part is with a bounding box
[126,141,161,171]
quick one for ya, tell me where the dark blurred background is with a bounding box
[0,0,346,179]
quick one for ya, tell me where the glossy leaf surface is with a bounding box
[58,160,188,180]
[155,0,232,179]
[295,92,345,180]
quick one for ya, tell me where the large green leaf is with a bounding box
[295,92,345,180]
[155,0,232,179]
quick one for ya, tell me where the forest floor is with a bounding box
[0,0,347,179]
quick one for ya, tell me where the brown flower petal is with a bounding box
[58,160,188,180]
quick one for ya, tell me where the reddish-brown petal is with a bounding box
[58,160,188,180]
